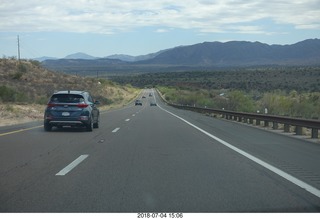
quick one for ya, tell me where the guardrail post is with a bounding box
[256,119,261,126]
[249,118,254,124]
[264,120,269,127]
[273,122,278,130]
[311,128,319,139]
[311,117,319,139]
[295,116,303,135]
[284,124,290,133]
[295,126,303,135]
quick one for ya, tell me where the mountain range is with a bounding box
[41,39,320,74]
[35,50,168,62]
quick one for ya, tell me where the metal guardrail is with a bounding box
[156,89,320,139]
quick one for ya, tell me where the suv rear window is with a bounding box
[50,94,85,103]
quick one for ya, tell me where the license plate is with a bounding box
[62,112,70,116]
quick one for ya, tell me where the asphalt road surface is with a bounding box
[0,89,320,212]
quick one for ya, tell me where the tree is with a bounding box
[226,90,256,112]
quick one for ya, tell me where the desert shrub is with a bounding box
[225,90,256,112]
[17,63,27,73]
[10,63,28,80]
[258,91,320,118]
[158,86,319,118]
[36,95,50,105]
[0,85,27,102]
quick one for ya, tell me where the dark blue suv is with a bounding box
[44,90,100,131]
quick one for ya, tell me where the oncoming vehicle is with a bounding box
[44,90,100,131]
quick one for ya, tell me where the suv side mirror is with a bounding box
[94,100,100,105]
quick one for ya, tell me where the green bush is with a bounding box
[0,85,16,102]
[226,90,256,112]
[0,85,27,103]
[258,91,320,118]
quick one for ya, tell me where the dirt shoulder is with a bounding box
[0,98,136,127]
[0,104,44,126]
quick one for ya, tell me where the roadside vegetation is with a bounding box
[157,86,320,119]
[111,67,320,119]
[1,57,319,124]
[0,57,140,126]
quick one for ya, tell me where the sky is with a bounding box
[0,0,320,59]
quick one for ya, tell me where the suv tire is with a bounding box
[44,123,52,131]
[93,121,99,128]
[87,118,93,132]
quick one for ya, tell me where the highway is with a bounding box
[0,89,320,212]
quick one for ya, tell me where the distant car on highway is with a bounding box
[150,101,157,106]
[135,99,142,106]
[44,90,100,131]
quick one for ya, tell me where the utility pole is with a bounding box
[17,35,21,62]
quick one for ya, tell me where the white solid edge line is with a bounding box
[112,127,120,133]
[56,155,89,176]
[158,105,320,199]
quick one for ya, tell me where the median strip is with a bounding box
[56,155,89,176]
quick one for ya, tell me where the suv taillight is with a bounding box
[77,103,89,108]
[47,103,57,107]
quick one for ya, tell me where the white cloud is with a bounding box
[155,28,170,33]
[0,0,319,34]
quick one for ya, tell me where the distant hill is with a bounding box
[106,54,136,62]
[33,56,58,62]
[138,39,320,66]
[35,50,168,62]
[106,49,168,62]
[34,52,97,61]
[42,58,129,74]
[63,52,98,60]
[42,39,320,74]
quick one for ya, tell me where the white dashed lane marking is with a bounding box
[56,155,89,176]
[112,128,120,133]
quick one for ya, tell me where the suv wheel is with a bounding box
[44,123,52,131]
[87,119,93,132]
[93,118,99,128]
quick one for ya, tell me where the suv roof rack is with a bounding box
[54,90,87,95]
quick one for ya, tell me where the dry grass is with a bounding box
[0,58,140,126]
[0,104,45,126]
